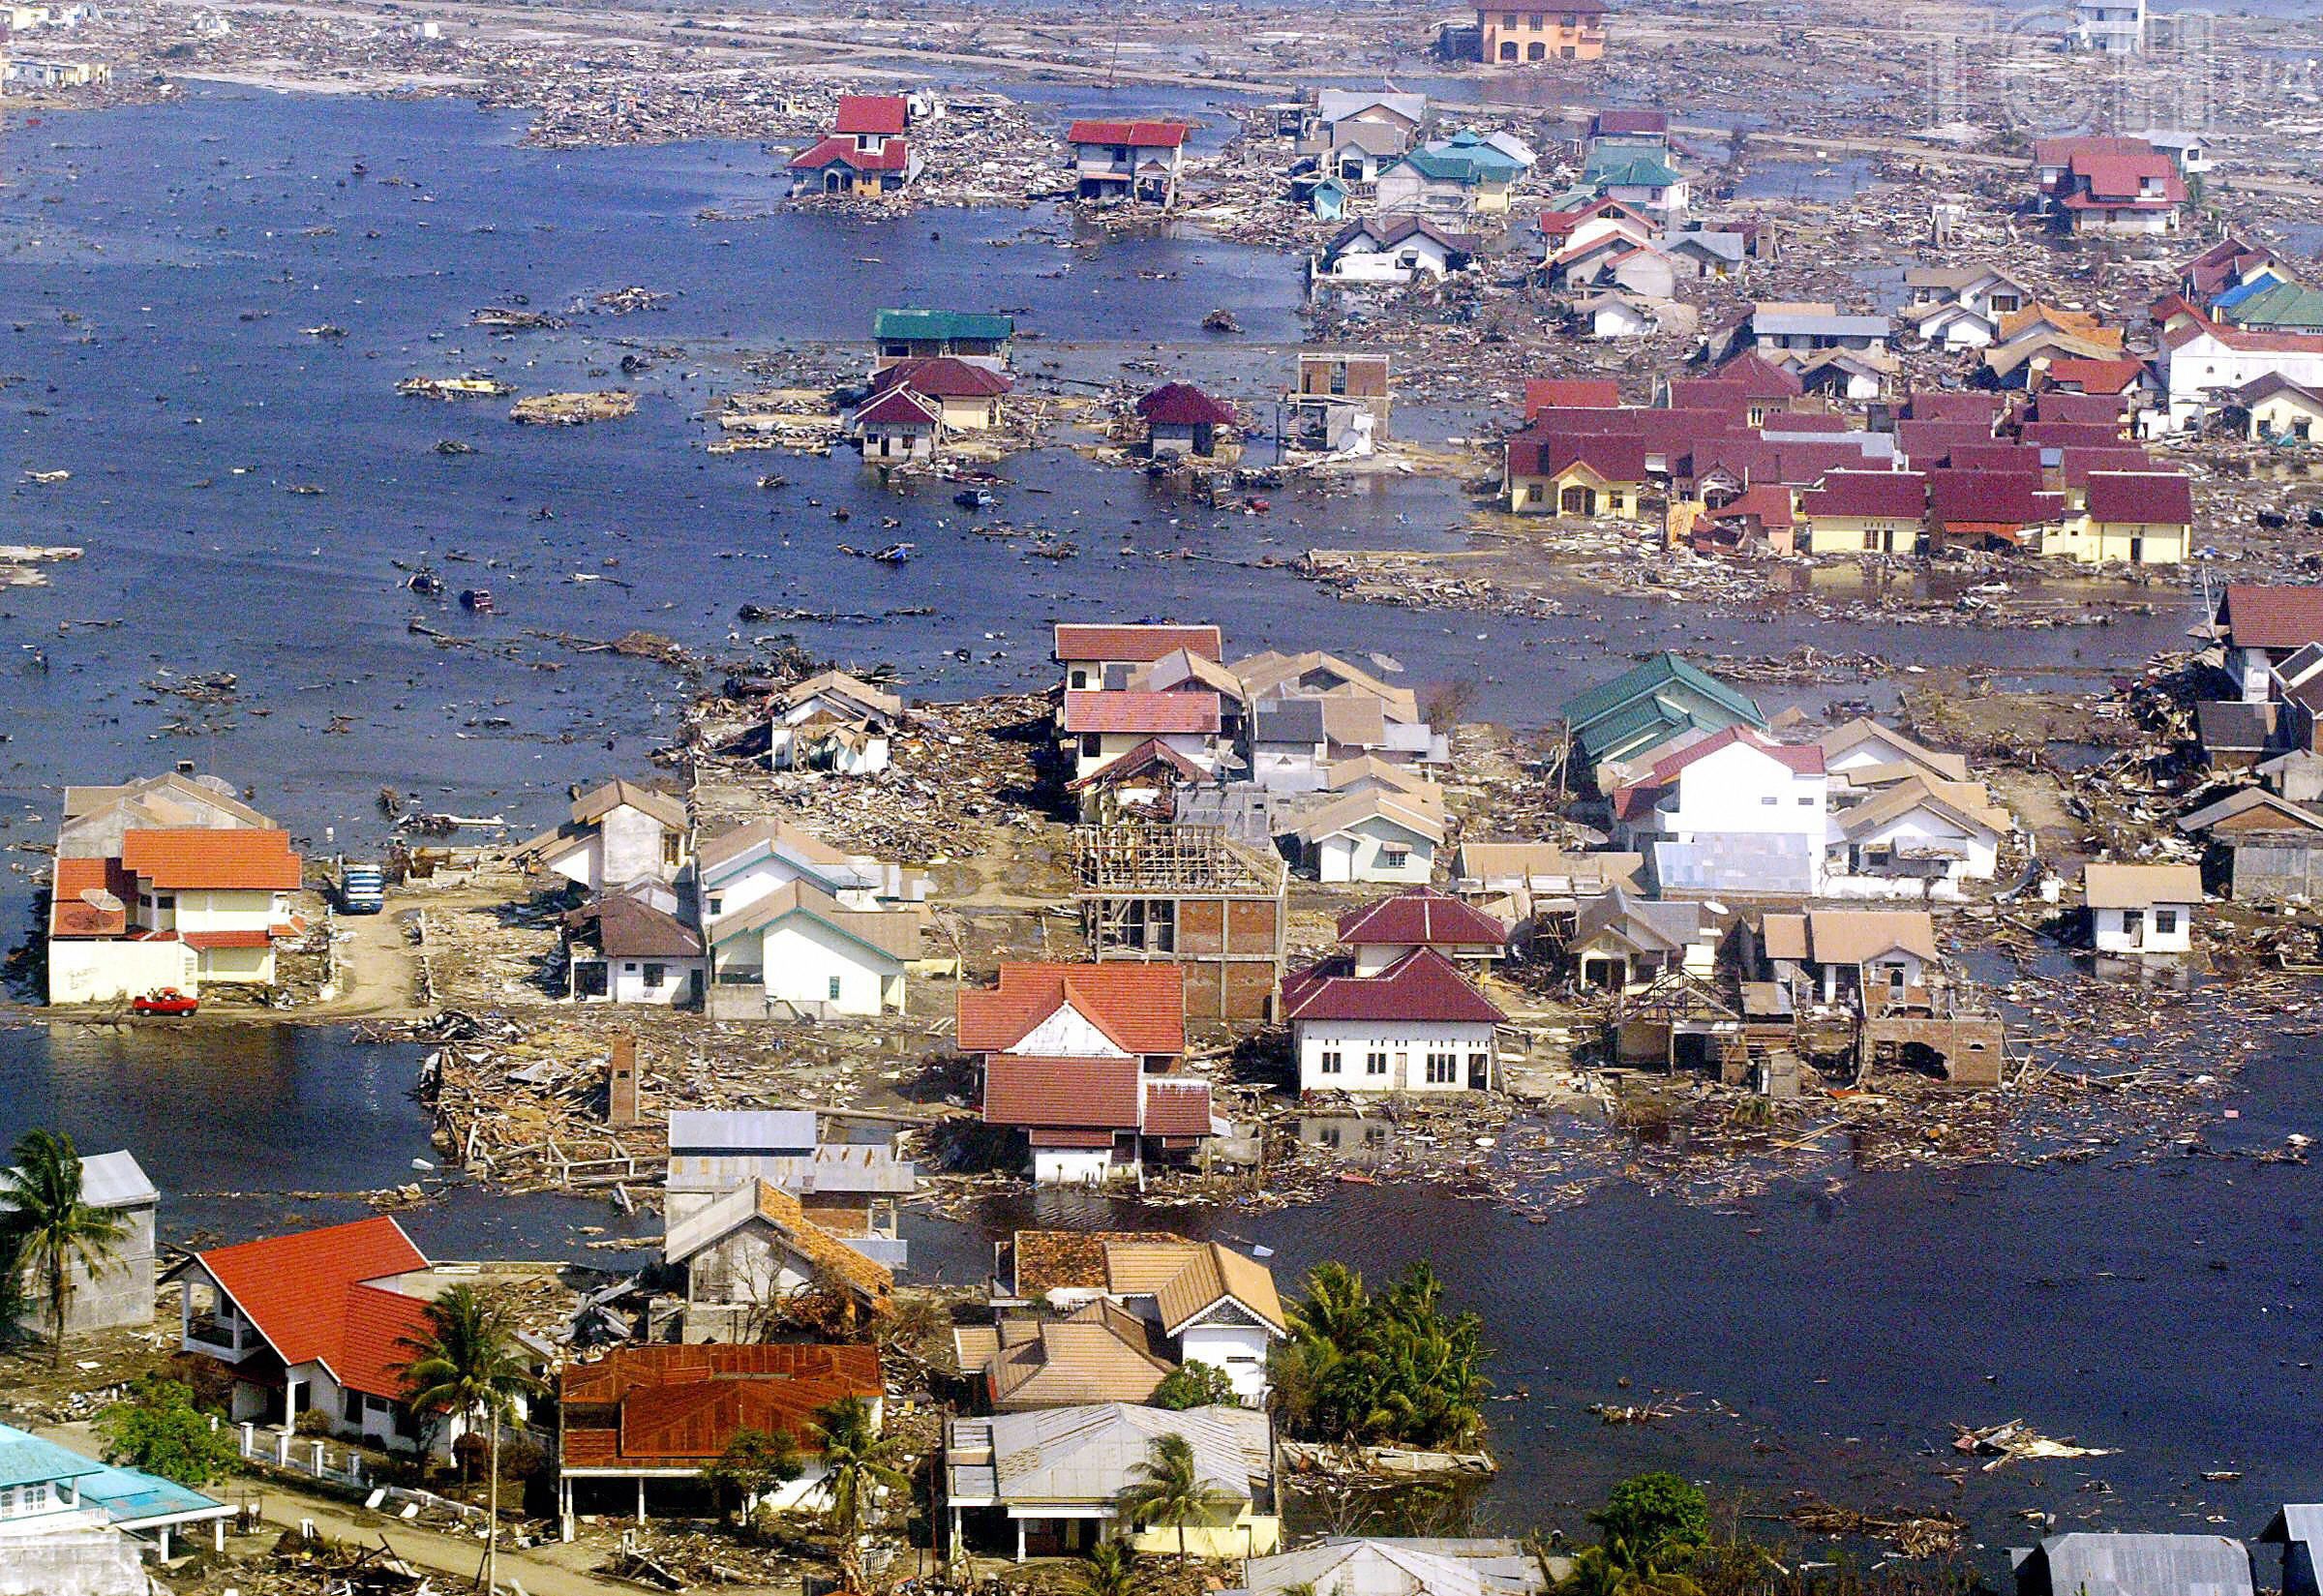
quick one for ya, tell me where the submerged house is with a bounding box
[1066,119,1190,206]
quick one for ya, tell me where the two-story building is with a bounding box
[1478,0,1607,61]
[1065,119,1190,207]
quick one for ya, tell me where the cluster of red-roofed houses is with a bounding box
[1500,356,2199,566]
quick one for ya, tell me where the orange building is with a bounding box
[1479,0,1607,62]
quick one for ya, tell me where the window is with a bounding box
[345,1387,365,1421]
[1762,795,1778,805]
[1527,11,1544,24]
[1365,1051,1388,1076]
[1070,669,1089,689]
[158,893,175,910]
[622,961,639,973]
[1425,1052,1456,1084]
[1319,1049,1343,1074]
[1798,796,1816,805]
[643,963,666,987]
[1081,733,1102,758]
[706,894,723,918]
[662,834,680,869]
[1469,1052,1492,1087]
[829,976,844,1001]
[2155,909,2178,935]
[1381,846,1410,869]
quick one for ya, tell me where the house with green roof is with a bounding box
[871,309,1016,374]
[2223,280,2323,335]
[1584,153,1690,217]
[1373,130,1532,216]
[1561,653,1765,774]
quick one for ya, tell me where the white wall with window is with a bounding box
[1294,1017,1497,1092]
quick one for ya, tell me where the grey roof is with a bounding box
[1669,230,1746,263]
[2178,785,2323,835]
[78,1150,157,1209]
[1317,90,1427,128]
[2015,1533,2253,1596]
[666,1144,919,1196]
[1651,832,1817,896]
[1330,121,1408,158]
[1752,310,1891,339]
[2196,700,2278,752]
[1253,699,1328,745]
[668,1109,819,1155]
[1245,1539,1546,1596]
[948,1403,1269,1508]
[1574,886,1702,952]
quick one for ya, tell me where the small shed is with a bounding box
[1136,382,1238,459]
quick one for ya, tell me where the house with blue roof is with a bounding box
[0,1420,232,1583]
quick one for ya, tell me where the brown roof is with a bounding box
[709,880,921,960]
[1140,1242,1287,1338]
[1054,624,1222,665]
[663,1180,894,1304]
[567,891,704,959]
[1805,910,1939,964]
[1007,1229,1192,1298]
[1142,1077,1214,1137]
[1820,718,1971,782]
[2216,585,2323,652]
[2083,862,2204,908]
[956,963,1186,1057]
[49,856,133,938]
[696,815,857,874]
[119,828,302,891]
[571,777,688,831]
[964,1301,1174,1409]
[982,1054,1142,1129]
[560,1343,883,1470]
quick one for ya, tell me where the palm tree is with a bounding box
[0,1129,125,1369]
[1079,1540,1139,1596]
[1114,1430,1240,1569]
[811,1394,910,1593]
[1286,1262,1370,1347]
[1554,1541,1705,1596]
[395,1284,538,1596]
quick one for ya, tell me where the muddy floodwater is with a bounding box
[1,85,2313,1571]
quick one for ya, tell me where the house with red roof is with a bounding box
[1802,468,1932,555]
[789,93,920,196]
[170,1217,484,1458]
[1502,429,1647,517]
[864,356,1012,433]
[1058,689,1222,782]
[853,385,945,462]
[47,803,305,1004]
[2043,470,2192,566]
[1925,470,2067,551]
[1052,623,1223,692]
[2157,310,2323,433]
[2036,138,2184,236]
[1282,947,1505,1093]
[1337,887,1509,975]
[1066,119,1190,207]
[2214,584,2323,702]
[1135,381,1238,459]
[958,963,1212,1183]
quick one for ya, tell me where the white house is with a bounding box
[565,880,707,1007]
[1575,291,1659,340]
[518,778,689,892]
[1065,118,1189,206]
[2085,862,2201,955]
[1818,718,1972,785]
[1060,690,1221,781]
[771,670,905,776]
[1313,216,1477,286]
[696,816,928,922]
[1611,727,1829,859]
[662,1178,894,1341]
[1568,888,1715,990]
[1289,790,1445,884]
[704,880,920,1019]
[1827,776,2010,898]
[2158,316,2323,433]
[171,1218,488,1460]
[1914,301,2001,350]
[1282,948,1505,1093]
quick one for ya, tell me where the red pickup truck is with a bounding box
[132,988,199,1016]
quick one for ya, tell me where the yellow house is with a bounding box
[945,1406,1282,1563]
[1504,433,1644,518]
[1795,470,1929,556]
[865,356,1011,433]
[1478,0,1607,61]
[2233,373,2323,443]
[2043,470,2192,565]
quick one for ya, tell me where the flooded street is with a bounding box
[1,82,2313,1575]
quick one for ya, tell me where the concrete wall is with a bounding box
[602,805,679,888]
[2094,903,2193,954]
[17,1199,155,1333]
[1178,1323,1274,1402]
[1313,826,1434,885]
[2227,839,2323,903]
[1032,1146,1119,1186]
[0,1525,144,1596]
[47,939,195,1005]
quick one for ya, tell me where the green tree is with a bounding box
[1589,1472,1710,1563]
[811,1394,911,1593]
[1556,1541,1705,1596]
[395,1284,539,1596]
[704,1427,803,1524]
[0,1129,126,1368]
[1079,1539,1140,1596]
[1151,1362,1237,1410]
[1113,1430,1240,1568]
[1274,1261,1488,1451]
[96,1374,239,1488]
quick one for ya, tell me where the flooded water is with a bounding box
[0,85,2308,1570]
